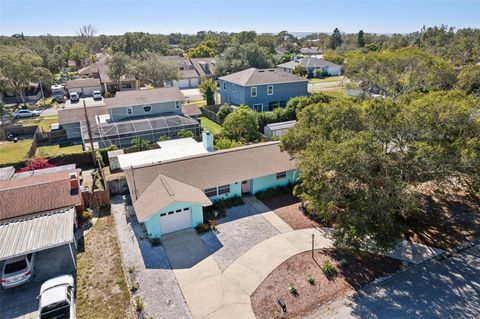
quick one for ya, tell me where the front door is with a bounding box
[241,180,250,194]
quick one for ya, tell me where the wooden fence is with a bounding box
[82,189,111,208]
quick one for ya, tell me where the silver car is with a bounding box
[13,109,41,118]
[1,253,36,288]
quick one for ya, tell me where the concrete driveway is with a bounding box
[0,244,76,319]
[310,244,480,319]
[162,229,211,269]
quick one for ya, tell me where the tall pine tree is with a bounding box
[329,28,343,50]
[357,30,366,47]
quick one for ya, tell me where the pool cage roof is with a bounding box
[80,113,200,147]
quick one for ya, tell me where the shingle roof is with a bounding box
[181,103,202,117]
[104,87,184,108]
[180,69,200,79]
[125,141,296,203]
[219,68,308,86]
[190,58,216,77]
[300,47,323,55]
[58,102,110,125]
[65,78,101,89]
[0,170,82,220]
[133,174,212,222]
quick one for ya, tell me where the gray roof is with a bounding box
[180,69,200,79]
[278,58,341,70]
[265,120,296,131]
[190,58,216,77]
[300,47,322,55]
[12,164,77,179]
[0,208,75,261]
[104,87,184,108]
[65,78,101,89]
[219,68,308,86]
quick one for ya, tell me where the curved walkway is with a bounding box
[173,228,333,319]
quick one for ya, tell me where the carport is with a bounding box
[0,207,77,269]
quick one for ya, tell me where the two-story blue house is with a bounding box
[218,68,308,112]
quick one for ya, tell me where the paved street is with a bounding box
[309,245,480,319]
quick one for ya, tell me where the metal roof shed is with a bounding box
[0,208,77,268]
[264,120,296,138]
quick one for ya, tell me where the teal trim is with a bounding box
[143,201,204,239]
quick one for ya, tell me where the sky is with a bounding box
[0,0,479,36]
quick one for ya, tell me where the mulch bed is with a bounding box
[404,189,480,250]
[251,249,403,319]
[262,193,326,229]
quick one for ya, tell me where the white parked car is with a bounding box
[69,92,79,102]
[92,90,102,100]
[38,275,76,319]
[13,109,41,118]
[1,253,36,288]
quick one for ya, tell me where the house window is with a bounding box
[143,105,152,113]
[176,209,182,213]
[175,101,181,109]
[253,103,263,112]
[204,187,217,197]
[218,184,230,195]
[223,82,226,90]
[276,171,287,179]
[183,207,189,211]
[279,100,287,107]
[251,87,257,97]
[232,84,235,93]
[268,101,279,110]
[168,211,174,215]
[267,85,273,95]
[126,106,133,115]
[160,213,167,217]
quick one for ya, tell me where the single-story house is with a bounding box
[65,78,102,98]
[264,120,296,138]
[117,133,213,170]
[124,141,297,238]
[278,58,342,77]
[218,68,308,112]
[0,166,83,269]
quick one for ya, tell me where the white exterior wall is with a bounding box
[327,66,342,76]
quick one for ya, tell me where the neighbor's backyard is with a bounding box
[200,116,223,135]
[0,139,32,164]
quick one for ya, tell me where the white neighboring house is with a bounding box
[116,132,214,170]
[65,78,102,98]
[278,58,342,77]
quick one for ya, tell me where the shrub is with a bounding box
[80,210,93,222]
[209,219,218,231]
[130,281,139,293]
[214,137,242,150]
[195,223,210,234]
[134,296,144,312]
[255,183,295,201]
[321,260,338,279]
[178,129,194,138]
[104,92,112,98]
[288,283,298,296]
[307,275,315,285]
[157,135,169,142]
[150,237,161,247]
[216,104,233,123]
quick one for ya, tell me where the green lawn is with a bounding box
[0,139,32,164]
[16,115,59,132]
[308,76,344,83]
[322,88,348,99]
[36,144,84,157]
[200,116,223,135]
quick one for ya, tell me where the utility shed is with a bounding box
[0,208,77,267]
[264,120,296,138]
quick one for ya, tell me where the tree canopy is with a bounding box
[344,47,456,97]
[199,78,217,105]
[282,91,480,251]
[132,52,179,87]
[222,106,259,142]
[214,43,273,76]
